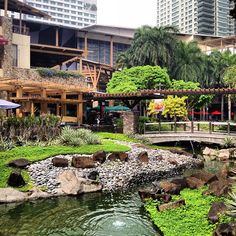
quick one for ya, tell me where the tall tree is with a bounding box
[170,41,204,84]
[117,26,178,68]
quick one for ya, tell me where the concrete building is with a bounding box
[157,0,235,36]
[24,0,97,28]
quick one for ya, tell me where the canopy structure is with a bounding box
[106,105,130,112]
[0,99,20,109]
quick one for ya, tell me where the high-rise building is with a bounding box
[24,0,97,28]
[157,0,235,36]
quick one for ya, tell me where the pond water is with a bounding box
[0,189,159,236]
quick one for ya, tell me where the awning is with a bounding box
[0,99,20,109]
[0,36,8,45]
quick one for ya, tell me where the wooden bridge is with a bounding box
[142,121,236,145]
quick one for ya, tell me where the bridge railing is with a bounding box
[144,121,236,135]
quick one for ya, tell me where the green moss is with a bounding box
[145,188,231,236]
[0,140,130,189]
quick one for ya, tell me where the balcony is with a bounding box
[12,25,29,36]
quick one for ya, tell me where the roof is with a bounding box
[0,0,50,18]
[88,88,236,101]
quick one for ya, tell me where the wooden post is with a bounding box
[55,27,59,47]
[209,121,212,134]
[30,102,35,116]
[158,119,161,133]
[77,93,83,124]
[16,86,22,117]
[110,35,113,67]
[191,121,194,133]
[56,103,60,116]
[79,58,83,73]
[221,94,224,121]
[4,0,8,17]
[174,116,177,133]
[41,88,47,114]
[61,92,66,117]
[228,94,231,121]
[227,121,230,135]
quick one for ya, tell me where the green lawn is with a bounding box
[0,140,130,189]
[145,188,230,236]
[96,132,137,142]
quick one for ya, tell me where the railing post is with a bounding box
[158,120,161,133]
[197,123,200,131]
[227,121,230,135]
[184,123,186,131]
[209,121,212,134]
[191,121,194,133]
[212,124,214,132]
[174,120,177,133]
[144,123,146,134]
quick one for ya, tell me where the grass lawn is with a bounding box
[145,188,231,236]
[96,132,138,142]
[0,140,130,189]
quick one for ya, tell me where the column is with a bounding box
[84,32,88,59]
[41,88,47,114]
[4,0,8,17]
[110,35,113,67]
[55,27,59,47]
[77,93,83,124]
[16,86,22,117]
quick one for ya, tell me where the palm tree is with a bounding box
[116,51,132,69]
[125,25,179,68]
[170,41,204,83]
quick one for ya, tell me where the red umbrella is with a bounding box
[211,110,221,115]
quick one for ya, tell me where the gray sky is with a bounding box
[97,0,156,28]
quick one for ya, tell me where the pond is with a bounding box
[0,189,159,236]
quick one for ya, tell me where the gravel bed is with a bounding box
[27,141,202,194]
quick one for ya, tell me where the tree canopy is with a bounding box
[107,65,171,93]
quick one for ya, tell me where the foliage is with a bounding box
[147,100,163,116]
[0,115,60,144]
[222,137,236,148]
[0,137,15,151]
[117,26,178,69]
[60,127,101,146]
[145,188,230,236]
[107,65,171,93]
[97,132,139,142]
[37,68,82,79]
[224,65,236,88]
[113,118,123,129]
[226,192,236,218]
[162,96,188,119]
[170,41,204,83]
[0,140,130,188]
[171,80,214,109]
[137,116,155,134]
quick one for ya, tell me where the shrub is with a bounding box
[222,137,236,148]
[60,127,101,146]
[37,68,82,79]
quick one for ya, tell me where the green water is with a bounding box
[0,189,159,236]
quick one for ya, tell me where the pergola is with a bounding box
[0,77,91,123]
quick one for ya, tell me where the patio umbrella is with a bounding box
[105,105,130,112]
[211,110,221,115]
[0,99,21,109]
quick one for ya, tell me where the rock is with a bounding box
[27,188,50,200]
[168,158,178,166]
[186,176,205,189]
[7,170,25,187]
[137,151,148,163]
[213,223,236,236]
[88,171,99,180]
[171,178,188,190]
[205,179,229,197]
[169,148,192,156]
[72,156,95,168]
[158,199,185,212]
[93,151,106,164]
[138,189,171,203]
[160,181,181,194]
[218,149,230,161]
[0,188,26,203]
[107,152,128,162]
[190,171,217,185]
[216,165,229,180]
[229,148,236,159]
[8,158,30,168]
[203,147,211,156]
[57,170,102,195]
[52,157,68,167]
[208,202,227,223]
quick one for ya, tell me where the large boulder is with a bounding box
[72,156,95,168]
[185,176,205,189]
[8,159,30,168]
[213,223,236,236]
[7,170,25,187]
[107,152,128,162]
[137,151,149,163]
[0,188,26,203]
[138,189,171,203]
[158,199,185,212]
[93,151,106,164]
[52,157,69,167]
[171,178,188,190]
[27,188,50,200]
[205,179,229,197]
[208,202,227,223]
[57,170,102,195]
[190,171,217,185]
[159,181,181,195]
[203,147,211,156]
[169,148,192,157]
[218,149,230,161]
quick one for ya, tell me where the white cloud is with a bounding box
[97,0,156,28]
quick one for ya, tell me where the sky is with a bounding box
[97,0,156,28]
